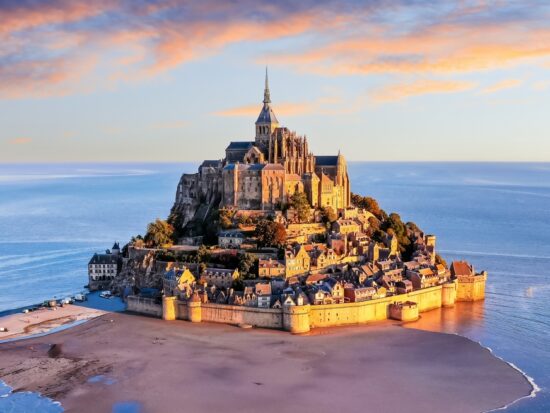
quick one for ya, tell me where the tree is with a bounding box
[237,252,257,278]
[254,219,287,248]
[351,193,383,218]
[219,208,233,229]
[196,244,211,264]
[321,206,338,224]
[144,219,174,248]
[290,191,311,223]
[131,235,145,248]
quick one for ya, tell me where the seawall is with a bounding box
[127,276,485,333]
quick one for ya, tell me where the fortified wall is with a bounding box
[128,276,486,334]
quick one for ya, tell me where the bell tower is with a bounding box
[255,67,279,148]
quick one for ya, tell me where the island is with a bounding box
[0,71,533,413]
[91,70,487,334]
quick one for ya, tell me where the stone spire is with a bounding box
[255,67,279,145]
[263,66,271,105]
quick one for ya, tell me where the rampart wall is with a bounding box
[129,276,485,334]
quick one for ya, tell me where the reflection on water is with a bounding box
[406,301,487,337]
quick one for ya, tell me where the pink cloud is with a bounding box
[8,137,32,144]
[371,79,476,102]
[481,79,523,94]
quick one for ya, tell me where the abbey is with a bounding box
[173,70,350,228]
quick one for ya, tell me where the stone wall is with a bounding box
[201,304,284,329]
[456,274,487,301]
[136,277,485,334]
[127,296,162,317]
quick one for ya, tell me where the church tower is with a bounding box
[255,67,279,148]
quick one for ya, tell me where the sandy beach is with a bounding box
[0,305,105,341]
[0,312,533,413]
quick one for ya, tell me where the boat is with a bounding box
[99,291,112,299]
[74,293,87,302]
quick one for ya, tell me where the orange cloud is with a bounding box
[271,24,550,76]
[0,1,115,37]
[8,137,32,145]
[371,79,476,102]
[1,1,549,99]
[481,79,522,94]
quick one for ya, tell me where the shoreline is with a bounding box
[0,311,535,413]
[483,345,541,412]
[0,304,105,342]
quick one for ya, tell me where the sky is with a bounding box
[1,0,549,162]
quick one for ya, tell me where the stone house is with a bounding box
[344,285,378,302]
[163,267,196,297]
[88,243,122,291]
[255,283,272,308]
[218,231,245,249]
[200,268,239,289]
[285,245,311,277]
[395,280,413,294]
[258,258,285,278]
[333,219,360,236]
[407,267,440,290]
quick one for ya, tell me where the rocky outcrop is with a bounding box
[111,248,169,293]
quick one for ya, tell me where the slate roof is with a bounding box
[226,141,254,151]
[88,253,119,265]
[315,156,338,166]
[200,160,221,168]
[223,163,265,171]
[256,104,279,124]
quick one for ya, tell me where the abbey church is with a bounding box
[173,70,350,228]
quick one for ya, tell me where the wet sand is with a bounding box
[0,312,533,413]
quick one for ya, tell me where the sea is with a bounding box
[0,162,549,412]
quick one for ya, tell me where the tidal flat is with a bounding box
[0,312,533,413]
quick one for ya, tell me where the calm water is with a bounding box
[0,162,549,411]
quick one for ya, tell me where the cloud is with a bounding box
[481,79,522,94]
[371,79,476,102]
[8,137,32,144]
[1,1,550,98]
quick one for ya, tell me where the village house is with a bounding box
[255,283,272,308]
[285,245,311,277]
[333,218,360,235]
[218,231,245,249]
[200,268,239,289]
[395,280,413,294]
[407,267,440,290]
[308,245,339,271]
[343,285,378,302]
[258,258,285,278]
[163,266,196,297]
[321,278,345,304]
[88,242,122,291]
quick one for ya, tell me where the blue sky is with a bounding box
[1,0,549,162]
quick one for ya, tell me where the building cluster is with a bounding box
[161,207,483,309]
